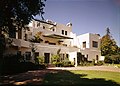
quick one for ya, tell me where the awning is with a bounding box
[43,34,73,39]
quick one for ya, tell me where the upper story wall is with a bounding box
[27,19,73,47]
[77,33,100,50]
[28,19,72,37]
[77,33,90,49]
[89,33,100,49]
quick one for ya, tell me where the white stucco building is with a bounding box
[77,33,102,62]
[5,19,104,66]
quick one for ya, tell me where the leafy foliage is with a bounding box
[100,28,118,56]
[100,28,120,64]
[51,55,60,64]
[104,55,120,64]
[0,0,45,32]
[29,34,43,43]
[36,56,44,64]
[0,0,45,58]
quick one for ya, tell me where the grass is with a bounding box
[104,63,120,68]
[42,70,120,86]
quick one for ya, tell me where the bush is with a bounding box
[104,55,120,64]
[55,62,63,67]
[0,54,46,75]
[36,56,44,64]
[62,60,74,67]
[78,61,94,66]
[96,61,104,66]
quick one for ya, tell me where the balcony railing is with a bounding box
[12,38,79,52]
[12,38,31,48]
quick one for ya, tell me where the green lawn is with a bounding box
[42,70,120,86]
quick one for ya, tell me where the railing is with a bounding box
[12,38,31,48]
[36,43,79,52]
[12,38,79,52]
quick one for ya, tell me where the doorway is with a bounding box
[44,53,50,63]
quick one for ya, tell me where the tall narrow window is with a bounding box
[92,41,98,48]
[83,41,86,48]
[62,30,64,35]
[24,34,28,41]
[37,22,40,27]
[9,29,16,38]
[96,55,99,61]
[65,31,67,35]
[66,54,69,58]
[18,29,22,39]
[25,52,31,60]
[43,26,45,29]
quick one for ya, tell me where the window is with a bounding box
[96,55,99,61]
[83,41,86,48]
[9,30,16,38]
[66,54,69,58]
[92,41,98,48]
[37,22,40,27]
[63,54,65,60]
[43,26,45,29]
[18,29,22,39]
[62,30,64,35]
[65,31,67,35]
[49,42,56,45]
[25,52,31,60]
[53,29,55,31]
[24,34,28,41]
[45,41,49,43]
[35,52,39,58]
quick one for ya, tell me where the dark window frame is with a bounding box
[65,31,67,35]
[92,41,98,48]
[62,30,64,35]
[83,41,86,48]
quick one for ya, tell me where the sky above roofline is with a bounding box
[35,0,120,46]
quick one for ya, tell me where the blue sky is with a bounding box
[35,0,120,46]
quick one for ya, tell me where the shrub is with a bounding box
[1,54,22,74]
[0,54,46,75]
[96,61,104,66]
[55,62,63,67]
[104,54,120,64]
[36,56,44,64]
[62,60,74,67]
[51,55,59,64]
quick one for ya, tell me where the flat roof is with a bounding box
[43,34,73,39]
[34,19,56,26]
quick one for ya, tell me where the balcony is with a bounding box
[43,34,73,39]
[36,43,78,53]
[12,38,31,48]
[11,38,78,53]
[33,27,73,39]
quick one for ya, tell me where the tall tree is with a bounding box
[0,0,45,57]
[0,0,45,33]
[100,28,118,56]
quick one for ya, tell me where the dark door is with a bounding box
[35,52,39,64]
[35,52,39,58]
[77,52,82,65]
[44,53,50,63]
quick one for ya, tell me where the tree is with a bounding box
[100,28,118,56]
[0,0,46,57]
[100,28,120,64]
[0,0,45,31]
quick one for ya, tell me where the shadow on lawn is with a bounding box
[42,70,120,86]
[0,69,120,86]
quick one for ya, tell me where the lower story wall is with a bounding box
[5,45,78,66]
[69,52,77,67]
[80,49,101,62]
